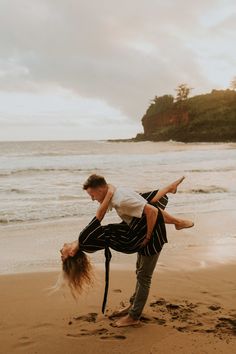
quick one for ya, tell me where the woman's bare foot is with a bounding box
[169,176,185,194]
[115,314,140,327]
[175,220,194,230]
[110,304,132,318]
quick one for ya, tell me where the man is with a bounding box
[83,174,193,327]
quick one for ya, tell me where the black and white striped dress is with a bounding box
[79,190,168,256]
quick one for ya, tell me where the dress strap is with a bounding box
[102,245,112,313]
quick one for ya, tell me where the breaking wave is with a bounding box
[180,186,228,194]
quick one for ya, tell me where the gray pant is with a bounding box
[128,252,160,320]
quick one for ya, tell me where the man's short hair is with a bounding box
[83,174,107,190]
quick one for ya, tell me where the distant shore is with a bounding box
[139,89,236,143]
[107,136,236,143]
[107,138,135,142]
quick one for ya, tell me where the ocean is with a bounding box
[1,140,236,274]
[1,140,236,225]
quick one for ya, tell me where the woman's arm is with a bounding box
[96,184,115,221]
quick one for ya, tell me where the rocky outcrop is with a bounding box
[142,110,189,136]
[135,89,236,142]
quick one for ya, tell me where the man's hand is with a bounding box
[140,235,151,248]
[142,204,158,242]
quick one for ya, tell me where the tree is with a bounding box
[230,77,236,90]
[175,84,193,102]
[146,94,174,116]
[151,95,174,106]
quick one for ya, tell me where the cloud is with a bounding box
[0,0,235,123]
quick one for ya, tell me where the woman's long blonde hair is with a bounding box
[62,250,93,298]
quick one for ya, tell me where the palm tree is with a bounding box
[175,84,193,102]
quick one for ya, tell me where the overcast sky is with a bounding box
[0,0,235,141]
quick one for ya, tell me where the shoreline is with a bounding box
[108,138,236,143]
[1,209,236,276]
[1,204,235,228]
[0,256,236,277]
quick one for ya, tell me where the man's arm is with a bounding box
[141,204,158,246]
[96,184,115,221]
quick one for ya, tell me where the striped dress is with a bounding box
[79,190,168,256]
[78,190,168,313]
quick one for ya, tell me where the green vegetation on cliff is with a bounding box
[136,89,236,142]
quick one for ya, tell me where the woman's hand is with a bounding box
[60,241,79,261]
[107,184,116,195]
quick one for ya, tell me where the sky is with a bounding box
[0,0,235,141]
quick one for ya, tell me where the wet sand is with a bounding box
[1,206,236,353]
[1,209,236,275]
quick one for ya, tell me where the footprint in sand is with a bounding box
[67,328,109,337]
[166,303,181,310]
[140,315,167,326]
[73,312,98,323]
[150,298,166,307]
[113,289,122,293]
[153,317,166,325]
[67,327,126,340]
[149,296,236,340]
[15,336,34,348]
[215,316,236,335]
[139,315,153,323]
[100,334,126,340]
[32,322,53,329]
[208,305,221,311]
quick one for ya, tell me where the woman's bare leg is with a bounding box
[161,209,194,230]
[148,176,192,229]
[150,176,185,203]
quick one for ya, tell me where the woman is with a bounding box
[60,177,193,312]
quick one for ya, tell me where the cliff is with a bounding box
[135,90,236,142]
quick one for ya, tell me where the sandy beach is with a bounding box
[1,210,236,353]
[0,265,235,354]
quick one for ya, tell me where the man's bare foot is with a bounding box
[175,220,194,230]
[110,304,132,318]
[115,314,140,327]
[169,176,185,194]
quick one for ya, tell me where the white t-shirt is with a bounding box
[108,187,147,224]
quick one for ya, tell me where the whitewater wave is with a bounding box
[0,167,99,177]
[180,186,228,194]
[58,195,80,201]
[0,212,81,225]
[186,167,235,173]
[9,188,29,194]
